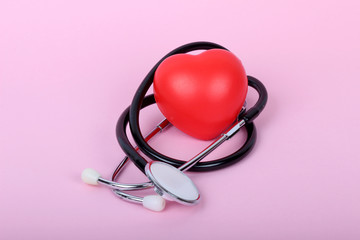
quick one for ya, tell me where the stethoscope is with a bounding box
[82,42,268,211]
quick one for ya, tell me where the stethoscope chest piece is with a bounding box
[145,161,200,205]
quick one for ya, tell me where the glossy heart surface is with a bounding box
[154,49,247,140]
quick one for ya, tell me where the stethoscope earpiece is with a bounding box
[81,42,268,212]
[81,168,101,185]
[142,195,166,212]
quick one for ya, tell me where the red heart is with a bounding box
[154,49,247,140]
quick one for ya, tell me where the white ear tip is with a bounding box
[143,195,166,212]
[81,168,101,185]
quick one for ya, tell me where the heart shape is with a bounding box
[153,49,247,140]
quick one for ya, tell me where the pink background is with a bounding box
[1,0,360,239]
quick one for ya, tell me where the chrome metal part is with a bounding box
[178,119,246,172]
[113,189,143,203]
[98,177,152,191]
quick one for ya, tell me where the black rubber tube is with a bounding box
[116,42,268,173]
[242,76,268,123]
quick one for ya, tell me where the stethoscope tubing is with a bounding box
[116,93,258,173]
[111,76,263,203]
[116,41,267,174]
